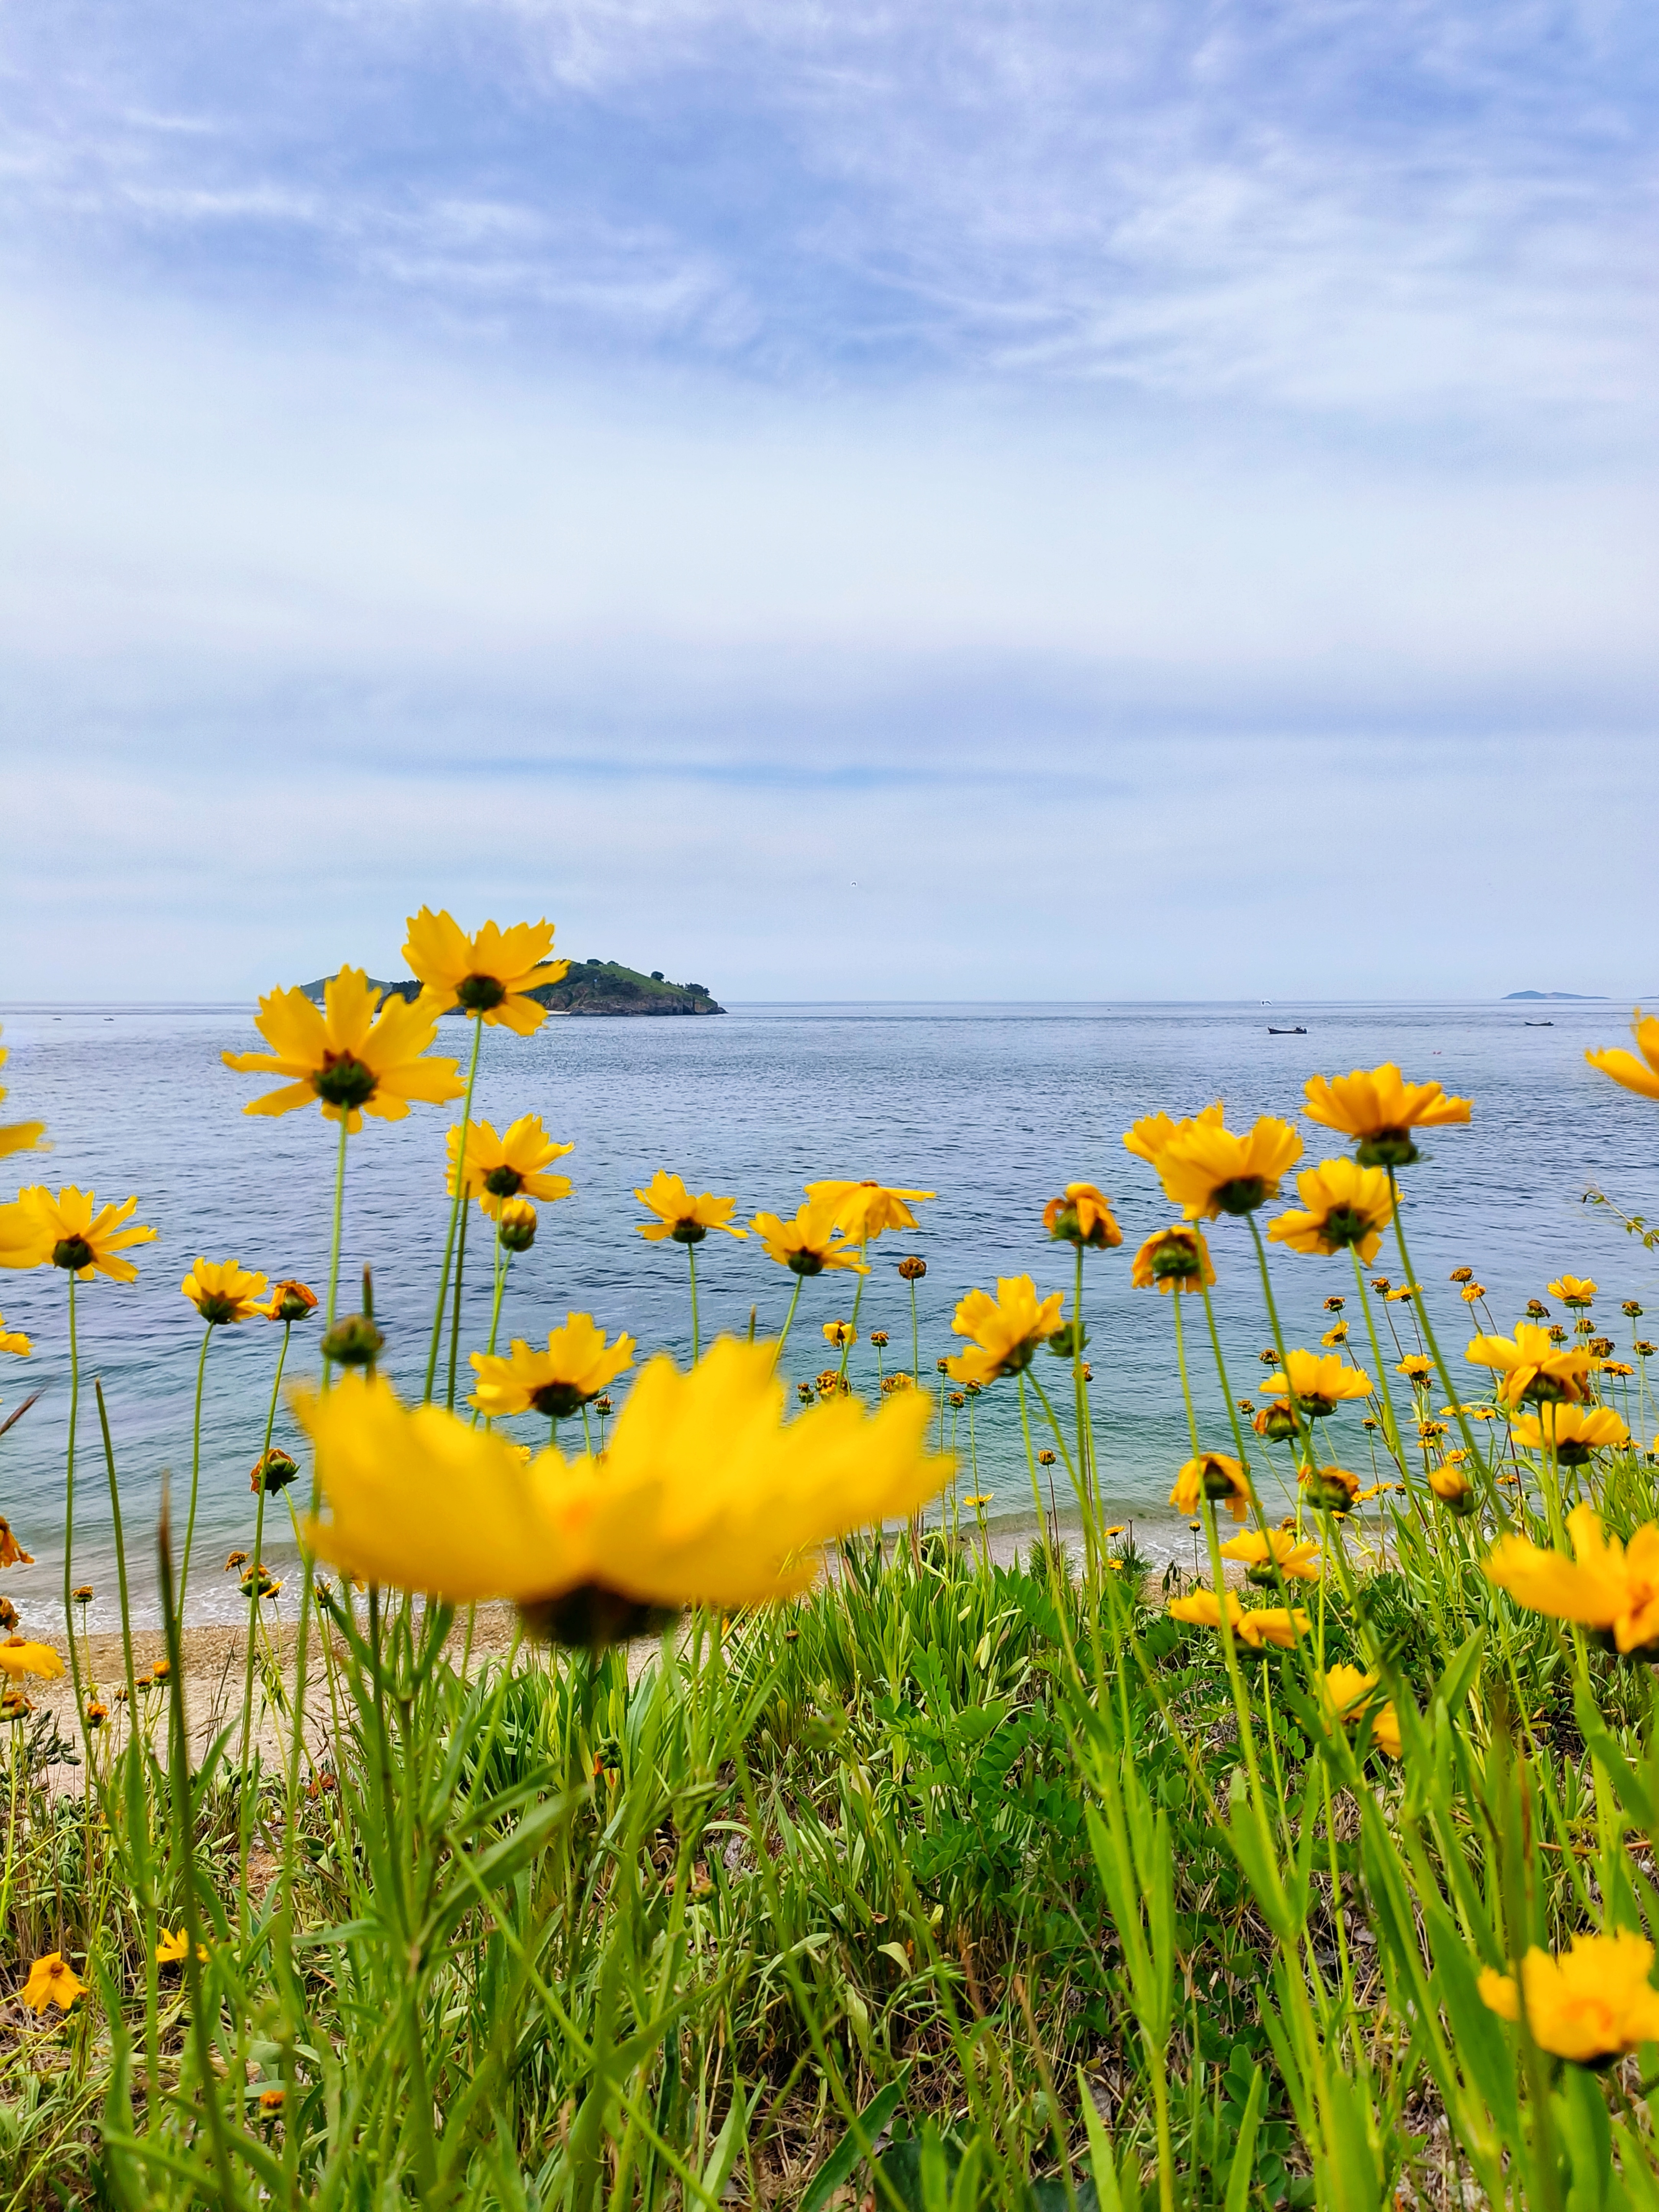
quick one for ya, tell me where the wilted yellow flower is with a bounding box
[822,1320,856,1351]
[0,1030,46,1161]
[1169,1452,1251,1522]
[1154,1116,1303,1220]
[1268,1159,1395,1263]
[1510,1402,1630,1466]
[1485,1504,1659,1654]
[0,1187,157,1284]
[258,1279,319,1322]
[803,1181,936,1243]
[1466,1324,1591,1407]
[447,1115,575,1217]
[21,1953,85,2013]
[299,1343,948,1619]
[751,1197,867,1277]
[180,1258,270,1326]
[1129,1225,1216,1294]
[0,1312,31,1357]
[0,1637,64,1681]
[1219,1528,1321,1584]
[1122,1101,1223,1167]
[1548,1275,1597,1309]
[1042,1184,1123,1251]
[944,1277,1065,1387]
[1586,1012,1659,1105]
[223,969,464,1131]
[0,1517,34,1568]
[1320,1664,1401,1757]
[1479,1930,1659,2064]
[635,1172,746,1245]
[1260,1351,1374,1416]
[1302,1063,1472,1167]
[1461,1283,1487,1303]
[402,908,569,1031]
[470,1316,636,1422]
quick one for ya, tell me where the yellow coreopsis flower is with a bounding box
[1122,1101,1223,1167]
[0,1312,31,1357]
[154,1928,207,1966]
[1154,1116,1303,1221]
[223,969,464,1131]
[1169,1451,1252,1520]
[1267,1158,1395,1263]
[298,1341,949,1621]
[1485,1504,1659,1654]
[1586,1012,1659,1105]
[470,1315,637,1422]
[751,1198,868,1277]
[1220,1528,1321,1584]
[635,1171,746,1246]
[180,1258,270,1326]
[1260,1350,1374,1416]
[1301,1464,1362,1511]
[402,908,570,1032]
[1320,1664,1402,1758]
[944,1277,1065,1387]
[1041,1184,1123,1251]
[1396,1354,1432,1381]
[0,1188,157,1283]
[1428,1461,1477,1513]
[1167,1587,1243,1632]
[0,1031,46,1161]
[21,1952,85,2013]
[257,1279,319,1322]
[1466,1324,1591,1407]
[1548,1275,1597,1309]
[1510,1402,1630,1466]
[0,1517,34,1567]
[1479,1930,1659,2064]
[1234,1606,1311,1651]
[1302,1062,1472,1168]
[447,1115,575,1217]
[0,1637,65,1681]
[822,1320,857,1350]
[1129,1225,1216,1294]
[803,1181,936,1243]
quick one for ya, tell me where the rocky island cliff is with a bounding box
[300,959,725,1016]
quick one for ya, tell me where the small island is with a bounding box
[301,959,725,1016]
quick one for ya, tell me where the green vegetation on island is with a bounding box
[300,959,723,1016]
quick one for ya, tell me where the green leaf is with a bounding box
[1223,2064,1264,2212]
[800,2076,910,2212]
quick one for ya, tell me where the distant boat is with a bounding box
[1267,1025,1307,1035]
[1524,1020,1554,1028]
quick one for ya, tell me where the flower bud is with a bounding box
[897,1256,927,1281]
[321,1313,384,1368]
[251,1447,301,1495]
[497,1198,538,1253]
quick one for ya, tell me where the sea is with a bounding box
[0,998,1653,1628]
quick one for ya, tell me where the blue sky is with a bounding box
[2,0,1656,999]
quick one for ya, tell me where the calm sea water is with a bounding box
[1,999,1654,1627]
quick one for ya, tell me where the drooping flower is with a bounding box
[1479,1929,1659,2064]
[0,1517,33,1568]
[1260,1351,1374,1417]
[1122,1101,1224,1167]
[1042,1184,1123,1251]
[0,1313,31,1357]
[250,1448,301,1494]
[1302,1063,1472,1168]
[446,1115,574,1217]
[1267,1159,1395,1263]
[21,1953,85,2013]
[298,1341,949,1625]
[1321,1323,1348,1346]
[0,1187,157,1283]
[402,908,570,1031]
[1169,1452,1251,1522]
[0,1030,46,1161]
[944,1277,1066,1387]
[1510,1402,1630,1466]
[1300,1465,1362,1512]
[1129,1225,1216,1295]
[803,1181,936,1243]
[1466,1325,1591,1407]
[0,1637,64,1681]
[470,1316,637,1422]
[1154,1117,1303,1220]
[180,1258,270,1326]
[1485,1504,1659,1654]
[635,1172,746,1245]
[258,1279,319,1323]
[1428,1462,1477,1515]
[822,1320,856,1351]
[1320,1664,1402,1758]
[1548,1275,1597,1309]
[1586,1012,1659,1105]
[751,1198,867,1277]
[223,969,464,1131]
[1219,1528,1321,1584]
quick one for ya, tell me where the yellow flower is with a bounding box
[1169,1452,1251,1522]
[0,1029,46,1161]
[1301,1465,1362,1511]
[1302,1062,1472,1167]
[1510,1402,1630,1466]
[0,1517,34,1567]
[1267,1159,1395,1263]
[1219,1528,1321,1584]
[1396,1354,1432,1381]
[1479,1929,1659,2064]
[1122,1101,1223,1166]
[180,1258,270,1327]
[751,1198,867,1277]
[497,1197,538,1252]
[1384,1283,1419,1304]
[1320,1323,1348,1346]
[1129,1225,1216,1294]
[1485,1504,1659,1654]
[1466,1324,1591,1407]
[1042,1184,1123,1251]
[1235,1607,1311,1651]
[1320,1664,1401,1758]
[0,1312,31,1358]
[0,1638,64,1681]
[223,969,464,1131]
[257,1279,319,1322]
[0,1188,157,1283]
[1154,1116,1303,1220]
[446,1115,574,1217]
[1260,1351,1374,1416]
[470,1316,636,1422]
[298,1341,949,1622]
[1548,1274,1597,1309]
[154,1928,207,1966]
[822,1320,856,1350]
[402,908,569,1031]
[1586,1012,1659,1105]
[21,1953,85,2013]
[1428,1463,1477,1514]
[944,1277,1065,1387]
[1167,1587,1241,1631]
[635,1171,746,1245]
[802,1181,936,1243]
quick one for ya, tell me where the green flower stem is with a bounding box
[1197,1281,1254,1474]
[837,1258,869,1384]
[93,1381,140,1717]
[687,1241,701,1360]
[1351,1248,1410,1474]
[324,1111,351,1340]
[1386,1169,1494,1499]
[425,1013,484,1402]
[238,1318,292,1930]
[909,1274,920,1382]
[1170,1289,1203,1456]
[445,1201,469,1411]
[176,1320,213,1620]
[771,1272,805,1369]
[61,1272,95,1793]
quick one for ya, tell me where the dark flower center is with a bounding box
[520,1582,678,1650]
[1213,1177,1268,1216]
[787,1251,825,1277]
[51,1237,94,1271]
[1356,1130,1419,1169]
[196,1294,243,1325]
[483,1165,524,1197]
[313,1051,378,1110]
[670,1220,708,1245]
[1320,1205,1372,1249]
[456,973,508,1012]
[1151,1241,1200,1280]
[530,1381,590,1420]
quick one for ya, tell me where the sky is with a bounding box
[2,0,1656,1001]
